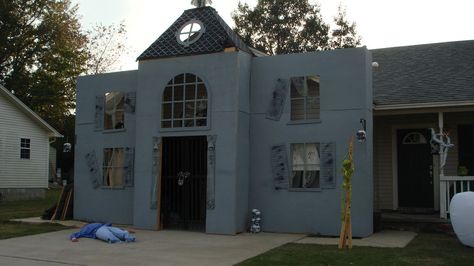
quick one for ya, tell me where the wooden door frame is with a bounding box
[156,138,163,230]
[391,123,436,210]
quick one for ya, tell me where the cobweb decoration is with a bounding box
[191,0,212,8]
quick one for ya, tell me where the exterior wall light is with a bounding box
[357,118,367,143]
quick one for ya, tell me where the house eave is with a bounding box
[374,100,474,111]
[0,84,63,138]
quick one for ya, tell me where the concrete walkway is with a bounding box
[295,230,417,248]
[2,218,418,265]
[0,229,304,266]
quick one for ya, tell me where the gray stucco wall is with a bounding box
[235,52,252,232]
[74,70,137,224]
[73,48,373,236]
[133,51,252,234]
[249,48,373,237]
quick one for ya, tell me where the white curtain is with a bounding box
[292,143,320,188]
[291,77,308,97]
[292,143,320,171]
[105,92,123,129]
[105,149,124,187]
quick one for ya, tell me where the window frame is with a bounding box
[289,142,322,192]
[160,73,210,132]
[402,132,427,145]
[176,19,205,46]
[103,92,126,132]
[20,138,31,159]
[289,75,321,124]
[102,147,131,188]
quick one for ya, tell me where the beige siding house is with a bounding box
[0,84,62,201]
[372,40,474,218]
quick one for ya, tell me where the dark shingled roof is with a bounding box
[372,40,474,106]
[137,6,252,60]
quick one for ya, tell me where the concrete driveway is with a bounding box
[0,229,304,266]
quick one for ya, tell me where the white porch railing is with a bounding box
[440,176,474,219]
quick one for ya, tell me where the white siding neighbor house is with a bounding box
[0,84,62,201]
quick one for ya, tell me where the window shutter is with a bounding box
[85,151,101,189]
[94,95,104,131]
[266,78,288,121]
[207,135,217,209]
[271,145,289,190]
[150,137,161,209]
[320,142,336,189]
[124,92,136,113]
[124,147,135,186]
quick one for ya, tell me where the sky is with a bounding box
[71,0,474,71]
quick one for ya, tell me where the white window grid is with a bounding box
[162,73,208,129]
[104,92,125,130]
[20,138,30,159]
[177,20,204,46]
[102,148,125,187]
[290,76,320,121]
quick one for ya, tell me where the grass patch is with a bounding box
[0,222,67,240]
[238,233,473,266]
[0,188,61,221]
[0,188,69,240]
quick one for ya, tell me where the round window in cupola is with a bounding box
[177,20,205,46]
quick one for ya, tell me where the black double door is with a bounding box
[397,129,433,209]
[161,136,207,231]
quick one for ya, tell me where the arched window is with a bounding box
[161,73,208,129]
[402,132,427,144]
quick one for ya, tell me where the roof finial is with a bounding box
[191,0,212,8]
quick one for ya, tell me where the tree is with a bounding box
[232,0,329,55]
[0,0,88,131]
[85,22,129,75]
[232,0,362,55]
[330,5,361,49]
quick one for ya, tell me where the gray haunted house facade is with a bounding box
[82,5,474,236]
[74,7,373,236]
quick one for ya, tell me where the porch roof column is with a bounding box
[438,111,447,218]
[438,112,444,175]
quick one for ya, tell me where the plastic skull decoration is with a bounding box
[356,130,367,142]
[250,209,261,233]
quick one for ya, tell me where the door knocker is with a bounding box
[177,171,191,186]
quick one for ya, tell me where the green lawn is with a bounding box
[0,188,69,240]
[238,233,473,266]
[0,222,67,240]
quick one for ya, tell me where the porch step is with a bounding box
[376,212,453,234]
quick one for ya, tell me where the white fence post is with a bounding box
[440,175,447,219]
[440,176,474,219]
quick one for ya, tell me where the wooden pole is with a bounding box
[348,216,352,248]
[50,185,65,221]
[156,139,163,230]
[61,189,73,220]
[339,189,352,248]
[339,138,354,249]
